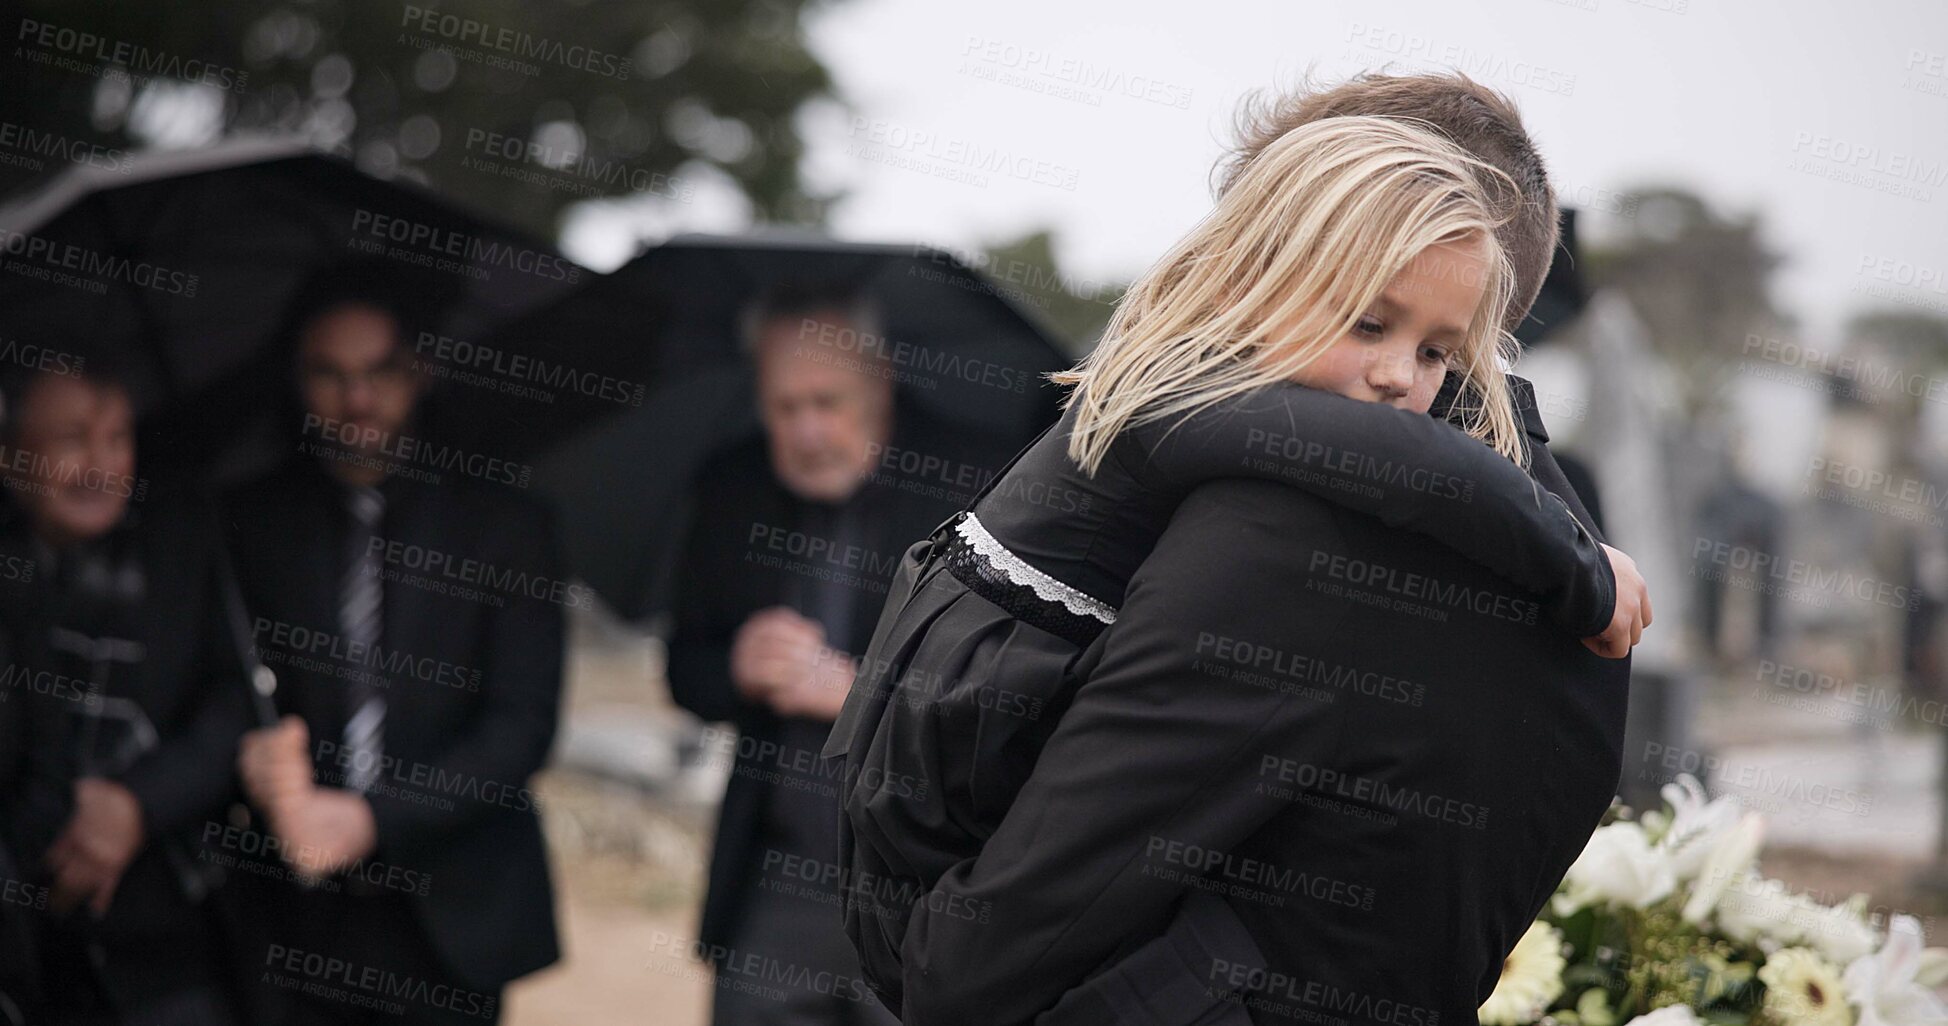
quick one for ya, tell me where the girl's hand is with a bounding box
[1583,544,1652,659]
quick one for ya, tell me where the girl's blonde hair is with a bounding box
[1053,115,1529,475]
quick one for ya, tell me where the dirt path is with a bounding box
[502,766,718,1026]
[505,898,711,1026]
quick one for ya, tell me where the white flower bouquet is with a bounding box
[1479,776,1948,1026]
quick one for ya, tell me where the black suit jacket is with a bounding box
[223,458,565,990]
[901,478,1630,1023]
[666,416,981,956]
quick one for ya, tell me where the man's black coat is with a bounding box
[223,458,565,991]
[899,430,1631,1024]
[665,407,994,958]
[0,491,253,1013]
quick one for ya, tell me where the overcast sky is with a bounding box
[563,0,1948,346]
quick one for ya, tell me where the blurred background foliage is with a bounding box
[1,0,849,238]
[0,0,1133,349]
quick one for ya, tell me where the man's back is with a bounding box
[901,477,1629,1024]
[1214,477,1629,1015]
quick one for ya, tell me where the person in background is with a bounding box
[0,356,251,1026]
[666,286,969,1025]
[224,261,564,1025]
[0,544,75,1026]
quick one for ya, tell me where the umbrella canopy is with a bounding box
[0,137,587,484]
[494,231,1076,621]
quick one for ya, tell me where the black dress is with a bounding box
[822,375,1615,1008]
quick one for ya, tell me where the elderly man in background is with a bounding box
[666,286,974,1026]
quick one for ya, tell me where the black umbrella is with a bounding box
[0,137,590,727]
[0,136,588,485]
[489,231,1075,621]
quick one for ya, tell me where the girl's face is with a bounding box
[1283,235,1491,414]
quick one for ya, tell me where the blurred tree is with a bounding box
[1581,187,1788,419]
[976,228,1124,359]
[1844,311,1948,401]
[0,0,849,238]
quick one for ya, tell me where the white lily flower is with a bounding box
[1916,948,1948,989]
[1657,775,1744,882]
[1682,811,1764,926]
[1713,873,1805,948]
[1803,896,1881,967]
[1844,914,1948,1026]
[1553,822,1676,915]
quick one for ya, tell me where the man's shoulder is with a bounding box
[1170,476,1356,537]
[684,437,790,530]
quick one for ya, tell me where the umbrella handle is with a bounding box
[250,664,279,728]
[211,534,281,728]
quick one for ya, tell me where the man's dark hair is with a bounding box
[1215,71,1560,331]
[276,258,435,364]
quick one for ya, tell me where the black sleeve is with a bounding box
[663,485,761,727]
[1115,381,1615,638]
